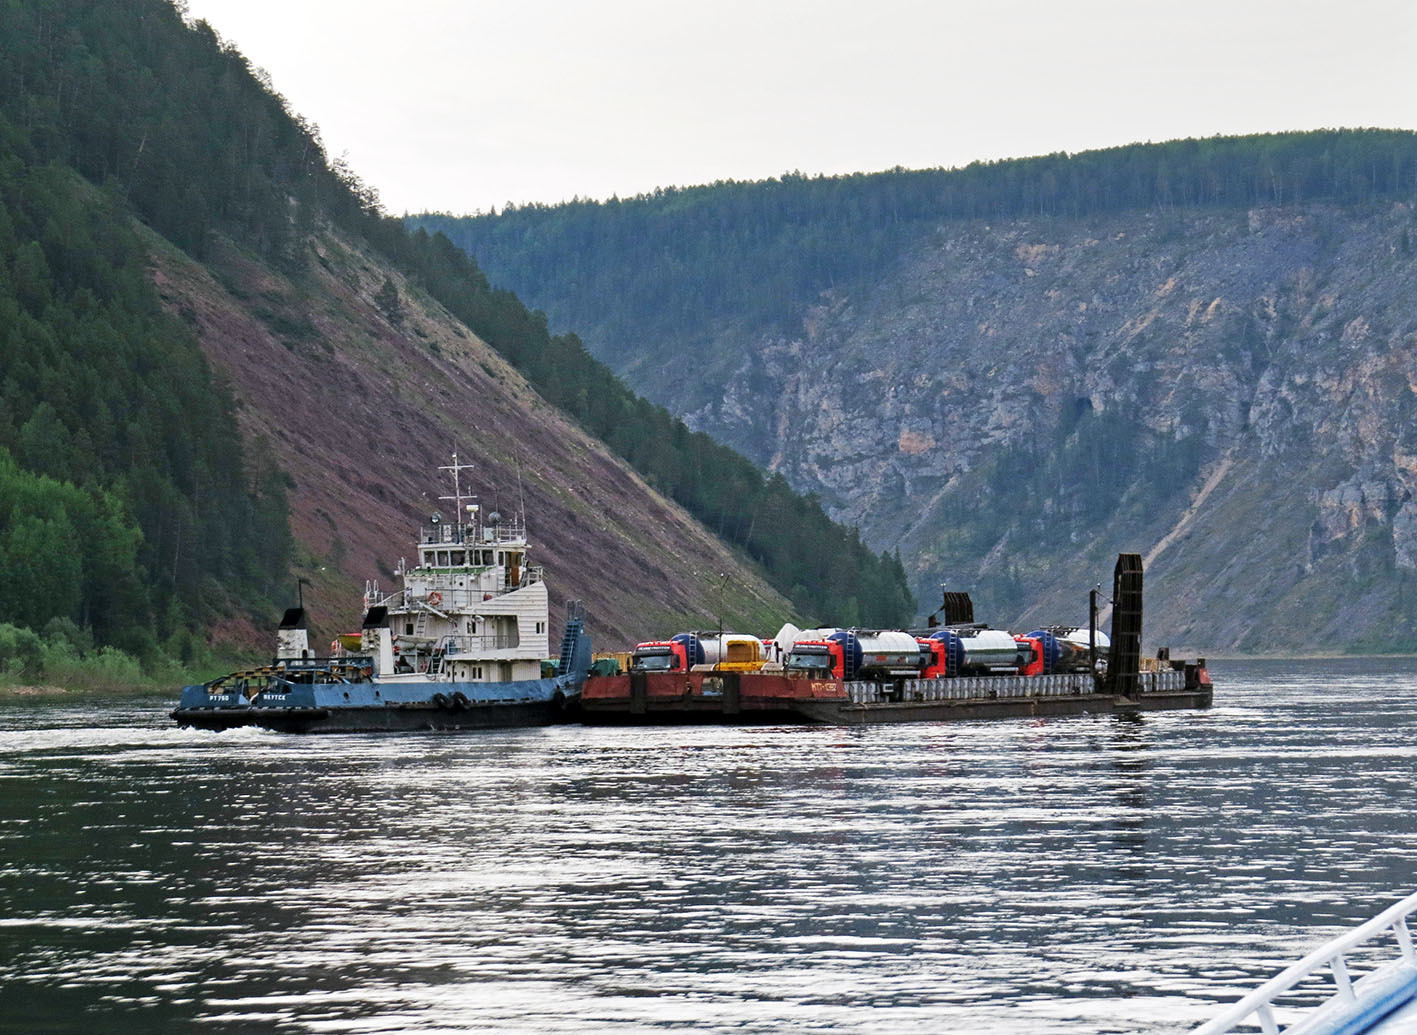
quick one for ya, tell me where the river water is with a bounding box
[2,659,1415,1033]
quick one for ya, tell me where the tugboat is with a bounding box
[172,455,591,733]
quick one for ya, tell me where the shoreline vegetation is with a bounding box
[0,620,242,702]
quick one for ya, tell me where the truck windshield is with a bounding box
[632,653,675,671]
[786,652,832,672]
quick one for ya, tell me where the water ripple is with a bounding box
[2,658,1416,1032]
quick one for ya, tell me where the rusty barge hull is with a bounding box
[802,689,1213,725]
[578,668,1212,726]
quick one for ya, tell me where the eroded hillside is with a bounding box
[147,225,794,650]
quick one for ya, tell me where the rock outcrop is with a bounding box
[618,203,1417,652]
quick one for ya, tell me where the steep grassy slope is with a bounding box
[144,222,795,649]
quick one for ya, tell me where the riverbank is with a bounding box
[0,657,244,702]
[0,683,177,702]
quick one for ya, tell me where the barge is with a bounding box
[172,455,592,733]
[580,553,1212,725]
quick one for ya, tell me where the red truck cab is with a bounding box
[630,640,689,672]
[783,639,844,679]
[1014,636,1044,676]
[916,637,948,678]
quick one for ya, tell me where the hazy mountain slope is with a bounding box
[781,202,1417,652]
[143,221,794,648]
[422,154,1417,652]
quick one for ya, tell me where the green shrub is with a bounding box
[0,623,45,678]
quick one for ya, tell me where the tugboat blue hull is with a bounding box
[172,677,577,733]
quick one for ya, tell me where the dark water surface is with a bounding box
[3,659,1416,1033]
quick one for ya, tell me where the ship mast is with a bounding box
[438,453,478,543]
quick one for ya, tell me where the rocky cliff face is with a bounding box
[143,225,794,651]
[627,203,1417,652]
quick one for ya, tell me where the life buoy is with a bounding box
[427,591,442,606]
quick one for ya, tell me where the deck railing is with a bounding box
[437,633,522,653]
[839,668,1189,704]
[1193,890,1417,1034]
[374,571,544,614]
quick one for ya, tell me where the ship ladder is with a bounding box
[557,600,586,677]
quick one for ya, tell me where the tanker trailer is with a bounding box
[926,628,1026,674]
[697,632,766,671]
[1024,628,1109,673]
[1061,627,1110,655]
[827,630,925,680]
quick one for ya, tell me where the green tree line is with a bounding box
[0,2,299,661]
[412,129,1417,350]
[0,153,293,658]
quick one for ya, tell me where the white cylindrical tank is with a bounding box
[771,623,801,661]
[848,630,926,675]
[853,630,922,656]
[1062,627,1110,653]
[958,628,1022,669]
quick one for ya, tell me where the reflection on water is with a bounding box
[2,659,1416,1033]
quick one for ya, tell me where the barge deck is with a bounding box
[579,664,1211,725]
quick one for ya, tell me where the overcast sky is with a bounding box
[181,0,1417,216]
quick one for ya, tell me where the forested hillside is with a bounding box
[0,0,912,676]
[416,134,1417,652]
[415,130,1417,387]
[0,102,290,664]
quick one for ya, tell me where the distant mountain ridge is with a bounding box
[415,134,1417,652]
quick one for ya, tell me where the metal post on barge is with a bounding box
[1089,584,1100,672]
[1105,553,1144,699]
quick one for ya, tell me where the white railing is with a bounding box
[371,572,544,615]
[839,668,1188,704]
[420,520,527,545]
[1193,891,1417,1035]
[439,633,521,653]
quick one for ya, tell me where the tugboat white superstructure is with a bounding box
[172,455,591,733]
[366,454,551,687]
